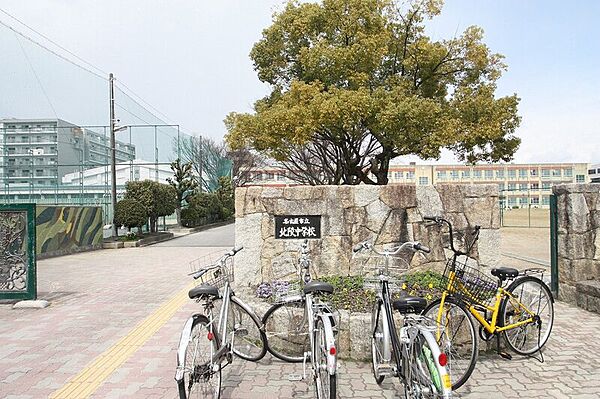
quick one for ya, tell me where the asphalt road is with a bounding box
[153,222,235,247]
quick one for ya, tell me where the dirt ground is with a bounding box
[500,207,550,228]
[500,226,550,270]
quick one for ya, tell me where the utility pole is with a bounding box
[109,73,118,238]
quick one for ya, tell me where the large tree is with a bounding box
[167,159,197,226]
[225,0,521,185]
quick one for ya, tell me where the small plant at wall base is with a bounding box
[255,271,445,313]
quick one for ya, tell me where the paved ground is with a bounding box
[1,225,598,398]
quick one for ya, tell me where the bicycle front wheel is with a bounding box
[178,316,221,399]
[314,315,337,399]
[500,276,554,355]
[422,297,477,390]
[262,298,309,362]
[227,296,268,362]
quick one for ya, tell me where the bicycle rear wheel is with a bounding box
[371,301,390,384]
[262,299,309,362]
[500,276,554,355]
[314,315,337,399]
[227,296,268,362]
[404,329,452,399]
[178,316,221,399]
[422,297,477,390]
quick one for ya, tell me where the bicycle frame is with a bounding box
[437,273,537,336]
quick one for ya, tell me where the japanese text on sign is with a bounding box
[274,215,321,239]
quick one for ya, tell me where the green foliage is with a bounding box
[215,176,234,219]
[167,159,198,226]
[181,192,222,227]
[114,198,146,231]
[226,0,521,185]
[124,180,177,232]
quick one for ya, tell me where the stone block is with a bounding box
[379,185,417,209]
[319,236,352,276]
[477,229,501,268]
[353,185,380,207]
[366,200,391,234]
[435,184,464,213]
[460,184,498,198]
[234,187,247,218]
[377,209,409,245]
[573,259,600,282]
[234,213,264,291]
[261,215,275,240]
[123,241,139,248]
[261,186,284,198]
[274,199,326,215]
[567,193,590,233]
[349,312,371,361]
[323,185,354,209]
[464,196,496,228]
[576,279,600,298]
[244,187,265,215]
[416,186,443,217]
[558,283,576,305]
[283,186,324,200]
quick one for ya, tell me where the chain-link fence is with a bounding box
[0,122,231,228]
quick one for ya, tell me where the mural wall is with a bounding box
[36,206,103,258]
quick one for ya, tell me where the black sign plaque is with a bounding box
[274,215,321,239]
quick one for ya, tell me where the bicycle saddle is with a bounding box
[189,284,219,299]
[491,267,519,280]
[393,296,427,314]
[303,281,334,295]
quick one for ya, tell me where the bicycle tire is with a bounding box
[422,296,477,390]
[500,276,554,355]
[227,296,268,362]
[314,315,337,399]
[370,301,389,384]
[262,298,309,362]
[404,329,452,399]
[178,315,221,399]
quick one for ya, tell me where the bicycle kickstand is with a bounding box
[496,334,512,360]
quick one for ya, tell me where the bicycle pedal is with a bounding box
[288,373,303,381]
[499,351,512,360]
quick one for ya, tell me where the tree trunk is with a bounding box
[176,207,181,227]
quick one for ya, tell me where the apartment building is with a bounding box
[588,164,600,183]
[0,118,135,188]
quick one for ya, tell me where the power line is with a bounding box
[0,7,108,77]
[0,18,106,81]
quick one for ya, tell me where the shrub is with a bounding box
[114,198,147,233]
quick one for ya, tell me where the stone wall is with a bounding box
[554,184,600,312]
[235,184,500,292]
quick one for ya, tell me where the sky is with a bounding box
[0,0,598,165]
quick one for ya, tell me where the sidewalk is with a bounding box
[1,227,599,398]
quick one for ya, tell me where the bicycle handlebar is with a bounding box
[423,215,480,256]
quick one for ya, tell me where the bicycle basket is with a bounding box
[354,252,410,292]
[443,259,497,306]
[189,251,234,289]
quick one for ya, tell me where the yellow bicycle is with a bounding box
[421,216,554,390]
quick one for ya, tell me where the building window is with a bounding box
[564,168,573,177]
[542,182,551,190]
[498,183,505,191]
[531,183,539,190]
[473,170,482,179]
[485,170,493,179]
[508,183,516,191]
[406,171,415,179]
[589,169,596,175]
[437,171,447,180]
[531,197,540,205]
[541,169,550,178]
[519,197,528,205]
[519,169,527,178]
[462,170,470,179]
[519,183,528,191]
[266,173,274,180]
[450,170,459,179]
[530,168,538,176]
[419,176,429,185]
[496,170,504,179]
[542,196,550,205]
[507,169,516,179]
[394,171,403,179]
[576,174,586,183]
[552,169,561,177]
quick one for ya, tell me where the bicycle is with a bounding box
[261,239,338,399]
[352,239,453,399]
[175,247,268,399]
[422,216,555,390]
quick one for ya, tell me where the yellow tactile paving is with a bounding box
[50,283,193,399]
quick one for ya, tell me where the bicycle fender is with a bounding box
[320,315,337,375]
[175,314,206,382]
[420,328,453,398]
